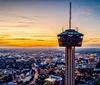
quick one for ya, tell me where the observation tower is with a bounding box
[57,2,84,85]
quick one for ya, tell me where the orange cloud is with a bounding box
[0,35,99,47]
[83,38,100,47]
[0,38,58,47]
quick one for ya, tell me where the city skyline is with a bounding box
[0,0,100,47]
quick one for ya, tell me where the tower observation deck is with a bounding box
[57,2,84,85]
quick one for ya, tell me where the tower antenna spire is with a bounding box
[69,2,71,29]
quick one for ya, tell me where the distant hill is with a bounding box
[76,48,100,54]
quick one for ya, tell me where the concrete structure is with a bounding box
[57,2,84,85]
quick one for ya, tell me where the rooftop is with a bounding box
[58,29,84,37]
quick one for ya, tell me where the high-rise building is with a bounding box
[88,54,95,63]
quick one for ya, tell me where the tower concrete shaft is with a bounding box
[65,47,75,85]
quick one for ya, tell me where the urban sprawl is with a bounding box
[0,48,100,85]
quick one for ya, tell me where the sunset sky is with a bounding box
[0,0,100,47]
